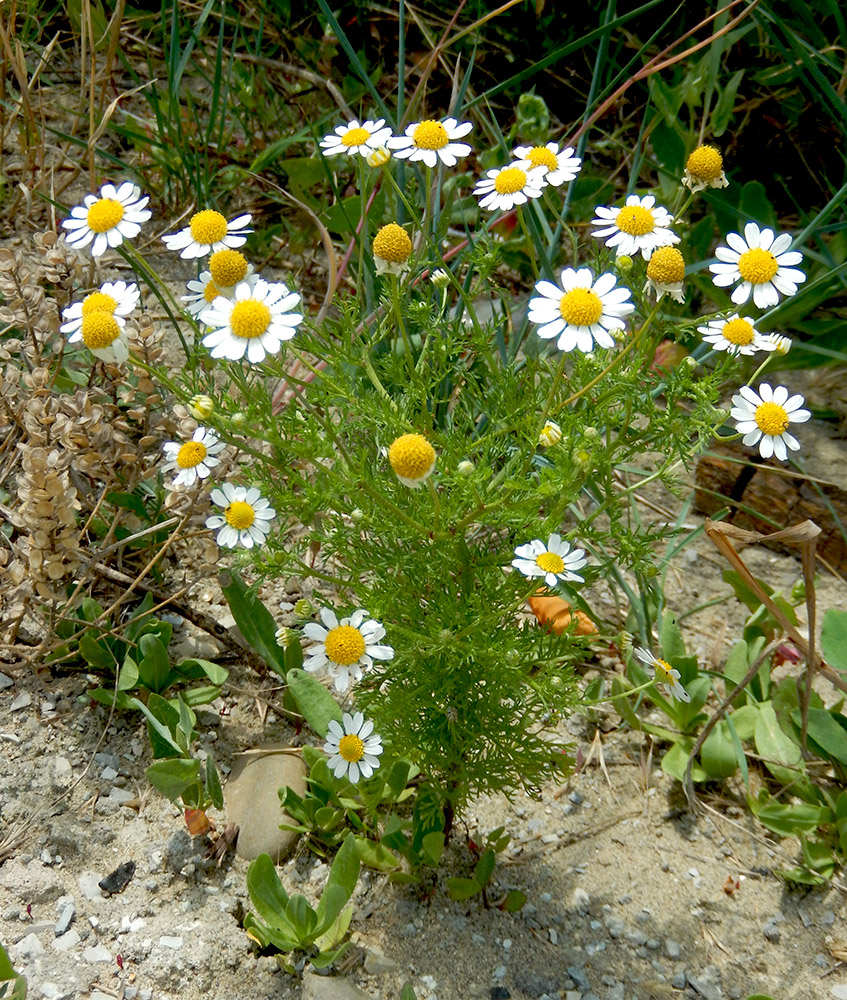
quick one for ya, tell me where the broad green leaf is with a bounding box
[610,677,642,730]
[474,848,496,887]
[400,983,418,1000]
[205,753,223,810]
[659,613,686,661]
[700,721,738,779]
[800,834,837,876]
[0,942,26,1000]
[314,903,353,953]
[712,69,744,136]
[748,791,826,836]
[117,655,140,692]
[286,668,342,737]
[79,635,116,671]
[661,740,707,783]
[310,940,353,969]
[243,912,298,951]
[790,707,847,765]
[500,889,527,912]
[315,834,359,927]
[219,569,287,676]
[130,695,182,758]
[754,703,802,785]
[138,634,171,694]
[421,831,445,866]
[821,608,847,671]
[175,658,229,685]
[246,854,291,928]
[728,703,759,741]
[722,640,749,698]
[88,688,134,711]
[446,876,482,901]
[286,893,318,940]
[146,758,201,803]
[354,837,401,872]
[179,684,224,707]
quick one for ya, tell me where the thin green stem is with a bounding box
[516,205,539,280]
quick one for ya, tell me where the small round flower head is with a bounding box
[698,315,776,357]
[387,117,473,168]
[205,483,276,549]
[512,534,587,587]
[388,433,436,488]
[512,142,581,187]
[682,145,728,192]
[538,420,562,448]
[275,626,295,649]
[75,311,130,363]
[366,146,392,168]
[591,194,680,260]
[473,163,547,212]
[200,278,303,363]
[162,210,252,259]
[320,118,393,158]
[61,182,151,257]
[644,246,686,303]
[763,332,791,355]
[372,223,413,276]
[209,248,253,289]
[161,427,225,487]
[709,223,806,309]
[188,394,214,420]
[430,268,450,288]
[633,647,691,702]
[730,383,811,462]
[60,281,140,337]
[323,712,384,784]
[528,267,635,353]
[303,608,394,694]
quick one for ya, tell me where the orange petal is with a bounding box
[528,589,598,636]
[184,808,212,836]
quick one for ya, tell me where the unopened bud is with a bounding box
[538,420,562,448]
[350,508,364,523]
[188,394,214,420]
[457,460,474,476]
[616,254,634,274]
[430,268,450,288]
[583,426,599,439]
[230,411,247,427]
[366,146,392,168]
[275,626,294,649]
[293,598,313,618]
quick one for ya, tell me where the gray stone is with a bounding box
[159,935,183,949]
[363,947,397,975]
[94,751,120,770]
[12,932,44,958]
[301,972,370,1000]
[571,887,591,912]
[78,871,105,901]
[513,971,560,998]
[0,672,13,689]
[82,943,112,962]
[225,746,307,862]
[672,972,687,989]
[568,967,591,992]
[101,766,119,781]
[830,987,847,1000]
[0,859,64,903]
[51,929,80,952]
[9,692,32,711]
[762,921,780,942]
[109,787,136,804]
[54,899,75,936]
[688,969,722,1000]
[665,939,681,958]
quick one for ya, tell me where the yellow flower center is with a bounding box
[655,658,675,681]
[412,120,449,150]
[722,318,754,345]
[224,500,255,529]
[341,126,371,147]
[526,146,558,170]
[338,733,365,763]
[737,247,778,285]
[755,401,789,436]
[324,625,367,665]
[209,249,248,287]
[86,198,124,233]
[686,145,723,181]
[616,205,655,236]
[366,146,392,168]
[204,280,222,303]
[189,210,228,246]
[494,167,527,195]
[188,394,214,419]
[536,551,565,574]
[388,433,436,480]
[646,246,685,283]
[176,441,208,468]
[559,288,604,326]
[229,300,271,339]
[373,223,412,263]
[81,291,118,316]
[80,312,121,349]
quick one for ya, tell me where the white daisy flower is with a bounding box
[591,194,680,260]
[538,420,562,448]
[387,117,473,168]
[182,268,256,320]
[512,142,581,187]
[60,281,140,337]
[709,223,806,309]
[372,223,413,276]
[512,534,587,587]
[698,315,776,357]
[61,182,151,257]
[763,332,791,355]
[682,145,728,192]
[643,246,686,303]
[387,433,436,488]
[473,163,547,212]
[730,383,811,462]
[303,608,394,694]
[323,712,384,784]
[162,210,252,259]
[68,310,130,363]
[319,118,393,158]
[528,267,635,353]
[199,278,303,363]
[161,427,225,487]
[205,483,276,549]
[633,647,691,703]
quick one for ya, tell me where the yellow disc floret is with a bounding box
[81,311,121,349]
[204,280,222,303]
[224,500,255,530]
[324,625,367,665]
[737,248,778,285]
[176,441,208,469]
[209,249,248,288]
[373,223,412,263]
[686,145,723,182]
[559,288,604,326]
[338,733,365,763]
[655,658,675,681]
[494,167,527,195]
[616,205,656,236]
[342,127,370,147]
[388,433,436,480]
[755,402,789,436]
[229,300,271,340]
[82,291,118,316]
[536,551,565,574]
[412,120,449,150]
[722,318,754,346]
[189,210,228,246]
[86,198,124,233]
[526,146,558,170]
[646,246,685,283]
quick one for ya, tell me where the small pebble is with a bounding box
[665,939,681,959]
[9,692,32,712]
[672,972,687,989]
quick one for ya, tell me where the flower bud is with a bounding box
[293,598,313,618]
[615,254,634,274]
[350,508,364,523]
[366,146,392,168]
[457,460,474,476]
[230,411,247,427]
[275,626,294,648]
[188,394,214,420]
[430,268,450,288]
